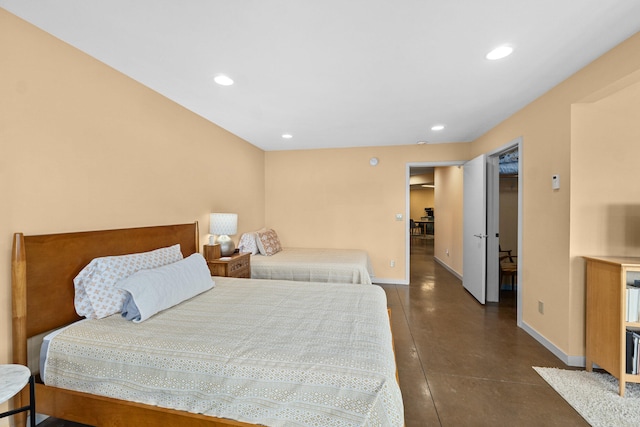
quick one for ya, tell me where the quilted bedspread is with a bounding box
[250,248,374,285]
[44,277,403,427]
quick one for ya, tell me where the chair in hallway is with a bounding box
[499,244,512,259]
[410,219,422,235]
[499,254,518,290]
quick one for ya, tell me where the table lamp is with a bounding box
[210,213,238,256]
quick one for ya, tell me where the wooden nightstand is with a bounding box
[207,252,251,278]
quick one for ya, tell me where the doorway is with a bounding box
[406,162,464,281]
[406,137,522,324]
[486,145,520,303]
[409,167,435,242]
[461,143,522,307]
[486,138,523,325]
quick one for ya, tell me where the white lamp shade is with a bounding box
[210,213,238,236]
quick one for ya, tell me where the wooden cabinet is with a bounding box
[584,256,640,396]
[207,252,251,278]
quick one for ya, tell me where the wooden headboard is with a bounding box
[12,222,199,368]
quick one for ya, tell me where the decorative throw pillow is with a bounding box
[238,232,259,255]
[256,229,282,256]
[73,244,183,319]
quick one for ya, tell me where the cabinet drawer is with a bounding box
[229,265,250,278]
[207,253,251,278]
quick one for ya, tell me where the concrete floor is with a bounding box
[383,237,589,426]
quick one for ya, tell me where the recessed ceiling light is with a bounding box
[417,141,428,145]
[282,134,293,139]
[214,74,234,86]
[486,45,513,60]
[431,125,445,131]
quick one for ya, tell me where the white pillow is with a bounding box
[73,244,183,319]
[117,253,214,322]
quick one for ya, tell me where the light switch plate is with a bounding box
[395,213,403,221]
[552,174,560,190]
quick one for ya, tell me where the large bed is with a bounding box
[11,222,402,427]
[238,229,374,285]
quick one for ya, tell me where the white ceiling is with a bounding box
[2,1,640,151]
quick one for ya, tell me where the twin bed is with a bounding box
[11,222,402,427]
[250,248,374,285]
[237,228,374,285]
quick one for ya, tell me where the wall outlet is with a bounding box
[538,301,544,314]
[390,260,395,267]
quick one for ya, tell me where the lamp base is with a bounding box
[219,240,235,257]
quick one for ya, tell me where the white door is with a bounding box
[463,154,487,304]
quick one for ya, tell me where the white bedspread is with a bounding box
[250,248,374,285]
[43,278,402,427]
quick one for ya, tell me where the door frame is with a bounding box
[405,136,523,326]
[485,137,523,326]
[405,160,464,283]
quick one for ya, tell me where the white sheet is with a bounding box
[43,278,402,427]
[250,247,374,285]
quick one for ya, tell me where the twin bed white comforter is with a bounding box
[250,248,374,285]
[43,277,403,427]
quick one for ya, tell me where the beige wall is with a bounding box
[0,8,265,385]
[570,78,640,353]
[571,80,640,256]
[433,166,464,276]
[472,32,640,359]
[265,144,470,281]
[410,188,434,221]
[499,176,518,256]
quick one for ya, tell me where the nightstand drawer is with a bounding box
[229,264,250,278]
[207,252,251,278]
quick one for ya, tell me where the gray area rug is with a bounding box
[534,367,640,427]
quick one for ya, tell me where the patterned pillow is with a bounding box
[256,229,282,256]
[73,244,183,319]
[238,232,259,255]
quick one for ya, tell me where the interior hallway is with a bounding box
[381,237,588,426]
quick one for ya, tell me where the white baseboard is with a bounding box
[520,321,585,367]
[375,259,588,367]
[429,257,585,367]
[433,256,463,281]
[372,278,409,285]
